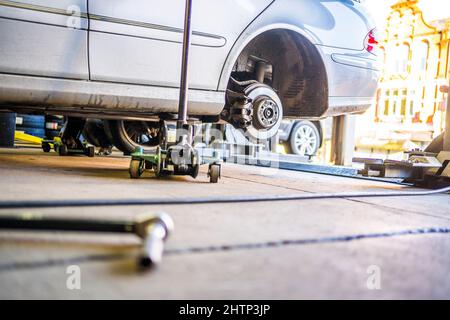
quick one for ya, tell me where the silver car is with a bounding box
[0,0,379,152]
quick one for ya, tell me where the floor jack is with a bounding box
[128,0,222,183]
[129,124,222,183]
[41,117,94,157]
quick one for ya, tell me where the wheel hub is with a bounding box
[254,98,280,130]
[243,84,284,140]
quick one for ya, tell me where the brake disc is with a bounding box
[243,83,283,140]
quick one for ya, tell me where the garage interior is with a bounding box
[0,0,450,301]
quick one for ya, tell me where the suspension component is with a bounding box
[223,83,283,140]
[222,93,254,129]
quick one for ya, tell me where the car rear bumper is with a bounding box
[316,45,380,117]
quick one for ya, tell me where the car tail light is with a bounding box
[364,29,379,55]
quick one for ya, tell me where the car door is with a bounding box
[0,0,89,79]
[88,0,272,90]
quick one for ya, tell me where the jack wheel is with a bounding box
[58,144,68,156]
[154,147,163,178]
[129,159,144,179]
[86,146,95,158]
[42,142,51,153]
[208,164,221,183]
[191,164,200,179]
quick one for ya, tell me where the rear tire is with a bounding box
[104,120,160,154]
[287,121,321,156]
[83,119,113,148]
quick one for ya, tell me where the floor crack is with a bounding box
[1,226,449,273]
[165,226,450,255]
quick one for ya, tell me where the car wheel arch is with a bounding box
[220,25,329,120]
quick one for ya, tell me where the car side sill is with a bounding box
[323,96,374,116]
[0,73,225,117]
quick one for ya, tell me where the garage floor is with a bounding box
[0,147,449,299]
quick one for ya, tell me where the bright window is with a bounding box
[413,41,429,78]
[394,44,410,74]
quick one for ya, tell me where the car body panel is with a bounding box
[0,0,89,79]
[319,45,380,116]
[88,0,272,89]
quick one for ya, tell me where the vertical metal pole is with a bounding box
[331,115,356,166]
[177,0,193,130]
[330,116,343,165]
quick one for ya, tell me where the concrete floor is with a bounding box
[0,147,449,299]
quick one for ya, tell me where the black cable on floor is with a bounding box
[0,186,448,209]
